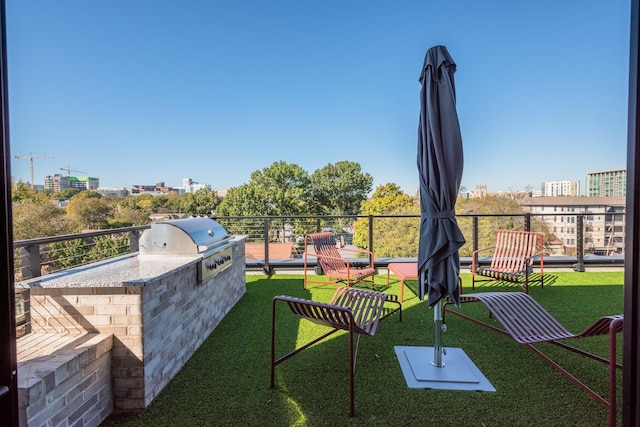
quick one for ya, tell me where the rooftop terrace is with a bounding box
[99,271,623,426]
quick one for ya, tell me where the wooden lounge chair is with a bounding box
[303,232,376,289]
[443,292,623,427]
[270,287,402,417]
[471,229,545,293]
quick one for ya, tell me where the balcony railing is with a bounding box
[12,212,625,282]
[12,212,625,338]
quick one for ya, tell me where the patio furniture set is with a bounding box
[269,231,624,426]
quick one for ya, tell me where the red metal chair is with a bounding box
[303,232,375,289]
[270,287,401,417]
[443,291,623,427]
[471,230,545,293]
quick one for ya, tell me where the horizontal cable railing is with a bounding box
[11,212,625,335]
[12,212,625,281]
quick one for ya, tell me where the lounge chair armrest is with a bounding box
[338,247,374,258]
[472,246,496,256]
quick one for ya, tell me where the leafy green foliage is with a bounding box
[353,183,418,255]
[12,200,78,240]
[177,188,221,215]
[47,234,130,271]
[457,196,552,256]
[310,161,373,216]
[66,192,113,229]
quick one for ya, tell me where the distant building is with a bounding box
[542,180,580,197]
[44,174,99,192]
[468,184,488,198]
[586,168,626,197]
[519,196,626,256]
[182,178,212,194]
[130,182,179,195]
[97,187,129,197]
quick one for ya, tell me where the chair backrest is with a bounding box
[489,230,542,273]
[306,232,345,274]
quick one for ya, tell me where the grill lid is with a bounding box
[139,217,229,255]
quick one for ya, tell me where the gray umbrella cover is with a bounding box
[417,45,466,308]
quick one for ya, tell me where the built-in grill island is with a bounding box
[139,217,235,283]
[17,217,247,413]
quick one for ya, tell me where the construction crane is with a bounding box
[14,153,71,189]
[60,166,87,176]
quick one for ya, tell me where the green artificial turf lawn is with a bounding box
[102,271,624,426]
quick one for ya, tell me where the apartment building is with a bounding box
[44,174,99,192]
[519,196,626,256]
[586,168,626,197]
[542,180,580,197]
[182,177,212,194]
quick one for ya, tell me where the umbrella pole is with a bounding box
[432,299,445,367]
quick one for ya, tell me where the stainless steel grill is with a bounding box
[139,217,234,283]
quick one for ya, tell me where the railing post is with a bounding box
[573,215,585,272]
[316,217,321,232]
[524,213,531,232]
[368,215,374,267]
[20,244,41,280]
[263,217,272,275]
[472,216,479,267]
[129,230,140,252]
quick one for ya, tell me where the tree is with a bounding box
[11,180,49,204]
[54,188,82,201]
[309,161,373,216]
[353,183,418,255]
[109,207,149,227]
[215,162,312,241]
[12,200,78,240]
[66,192,113,229]
[177,189,221,215]
[456,195,551,256]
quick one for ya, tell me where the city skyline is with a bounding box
[23,165,628,197]
[7,1,631,195]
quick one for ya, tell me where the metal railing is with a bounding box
[12,212,625,281]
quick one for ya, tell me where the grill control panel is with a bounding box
[199,246,233,283]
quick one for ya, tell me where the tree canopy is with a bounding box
[309,161,373,216]
[353,183,418,255]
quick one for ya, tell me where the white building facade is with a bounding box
[519,196,626,256]
[542,180,580,197]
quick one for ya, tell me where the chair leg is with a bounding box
[349,324,355,417]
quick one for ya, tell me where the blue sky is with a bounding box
[6,1,631,195]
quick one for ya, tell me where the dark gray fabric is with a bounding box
[417,45,466,308]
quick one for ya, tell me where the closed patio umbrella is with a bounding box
[417,45,465,367]
[395,46,493,392]
[417,45,465,309]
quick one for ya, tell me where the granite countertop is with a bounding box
[17,253,201,288]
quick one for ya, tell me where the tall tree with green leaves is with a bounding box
[309,161,373,216]
[177,189,221,215]
[66,191,113,229]
[353,183,418,255]
[215,162,311,240]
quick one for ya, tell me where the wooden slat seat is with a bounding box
[471,230,545,293]
[270,287,402,417]
[443,291,623,427]
[303,232,375,289]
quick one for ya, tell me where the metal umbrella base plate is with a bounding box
[394,346,495,391]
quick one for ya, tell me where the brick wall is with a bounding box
[24,239,246,414]
[17,333,113,427]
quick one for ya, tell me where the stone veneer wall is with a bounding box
[25,240,246,413]
[17,333,113,427]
